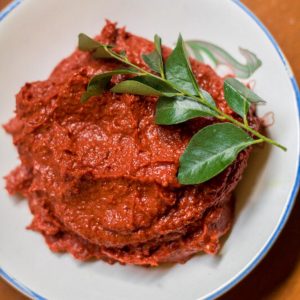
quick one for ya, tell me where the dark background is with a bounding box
[0,0,299,299]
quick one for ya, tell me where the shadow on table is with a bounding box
[219,192,300,300]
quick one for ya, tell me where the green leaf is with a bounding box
[81,69,138,103]
[200,88,217,107]
[185,40,262,79]
[142,35,164,77]
[165,35,199,96]
[111,75,178,97]
[78,33,113,59]
[154,35,163,58]
[224,77,266,118]
[142,51,161,73]
[111,80,162,96]
[178,123,256,184]
[78,33,101,51]
[155,95,217,125]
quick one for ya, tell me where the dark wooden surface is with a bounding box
[0,0,299,299]
[221,1,300,298]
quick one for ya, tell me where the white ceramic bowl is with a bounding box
[0,0,299,299]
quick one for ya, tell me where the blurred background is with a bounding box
[0,0,299,299]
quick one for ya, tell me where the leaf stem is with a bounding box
[106,47,151,74]
[105,46,287,151]
[243,115,249,127]
[251,138,264,145]
[189,93,286,151]
[217,111,287,151]
[160,68,166,80]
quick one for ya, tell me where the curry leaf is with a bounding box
[165,35,199,96]
[154,35,163,58]
[111,80,161,96]
[111,75,178,96]
[78,33,101,51]
[200,88,217,107]
[142,52,161,73]
[142,35,164,77]
[178,123,256,184]
[81,69,138,103]
[224,78,266,118]
[78,31,286,156]
[155,95,217,125]
[78,33,113,59]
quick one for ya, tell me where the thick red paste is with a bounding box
[4,21,259,266]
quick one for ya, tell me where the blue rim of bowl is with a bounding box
[0,0,299,299]
[0,0,21,21]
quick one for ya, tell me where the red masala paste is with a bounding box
[4,21,259,266]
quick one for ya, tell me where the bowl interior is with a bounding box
[0,0,299,299]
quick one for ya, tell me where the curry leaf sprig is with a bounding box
[78,33,286,185]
